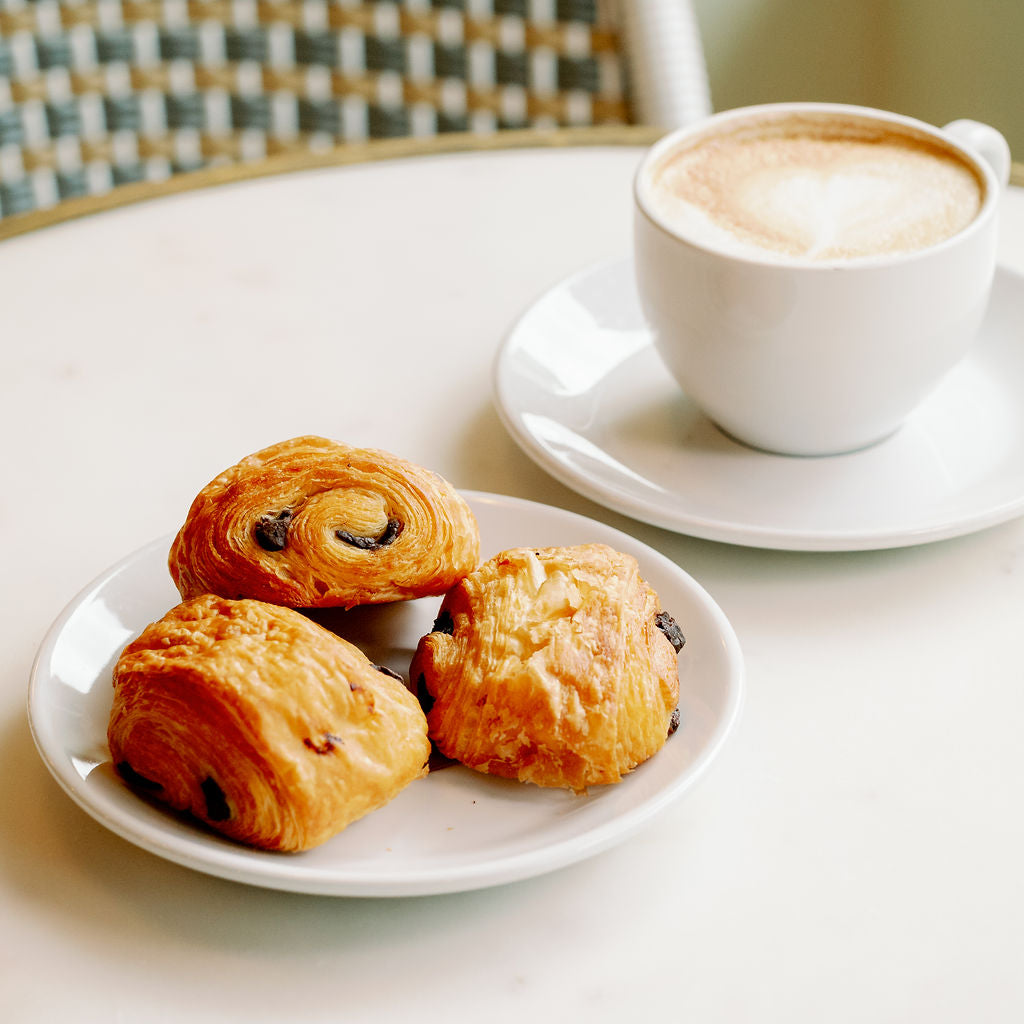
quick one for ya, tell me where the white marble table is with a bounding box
[3,131,1023,1023]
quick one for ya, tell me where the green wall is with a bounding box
[692,0,1022,158]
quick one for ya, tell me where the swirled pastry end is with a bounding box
[107,594,430,852]
[168,436,480,609]
[410,544,683,792]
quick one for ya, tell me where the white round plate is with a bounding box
[494,260,1024,551]
[28,492,743,897]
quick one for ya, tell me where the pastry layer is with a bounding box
[108,594,430,851]
[411,543,683,791]
[169,436,480,609]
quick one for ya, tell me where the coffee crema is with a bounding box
[645,114,985,262]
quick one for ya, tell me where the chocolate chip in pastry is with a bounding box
[410,543,683,792]
[107,594,431,852]
[168,436,480,609]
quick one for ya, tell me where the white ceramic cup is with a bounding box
[633,102,1011,456]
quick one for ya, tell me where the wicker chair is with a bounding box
[0,0,710,221]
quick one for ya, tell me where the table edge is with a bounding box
[0,125,662,243]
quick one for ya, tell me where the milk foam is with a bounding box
[647,117,985,262]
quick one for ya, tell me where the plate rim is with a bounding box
[493,259,1024,552]
[27,490,744,897]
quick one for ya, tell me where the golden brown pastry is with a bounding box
[410,543,684,791]
[108,594,430,852]
[168,436,480,609]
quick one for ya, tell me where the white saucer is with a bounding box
[28,492,743,897]
[494,260,1024,551]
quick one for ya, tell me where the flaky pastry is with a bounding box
[410,543,684,791]
[168,436,480,609]
[107,594,430,851]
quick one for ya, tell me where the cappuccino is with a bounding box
[646,112,985,262]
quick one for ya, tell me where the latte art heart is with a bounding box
[648,116,985,262]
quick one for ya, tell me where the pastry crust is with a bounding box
[107,594,430,852]
[410,543,683,791]
[168,436,480,609]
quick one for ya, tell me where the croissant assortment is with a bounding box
[108,437,687,852]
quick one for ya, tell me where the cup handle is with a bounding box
[943,119,1012,188]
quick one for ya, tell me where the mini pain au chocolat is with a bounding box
[410,543,684,792]
[168,436,480,609]
[107,594,430,852]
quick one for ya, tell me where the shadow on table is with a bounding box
[0,702,595,954]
